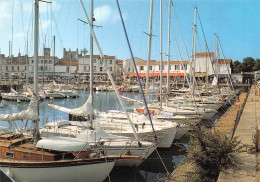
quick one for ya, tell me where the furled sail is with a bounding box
[48,95,93,117]
[212,76,218,86]
[0,94,38,121]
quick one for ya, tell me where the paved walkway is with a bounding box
[169,90,249,182]
[218,86,260,182]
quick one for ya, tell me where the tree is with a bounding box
[233,60,242,73]
[241,57,255,72]
[253,59,260,71]
[230,60,234,73]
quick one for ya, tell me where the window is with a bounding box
[110,60,113,64]
[67,67,69,73]
[17,66,19,71]
[5,152,14,158]
[6,66,8,71]
[12,66,14,71]
[84,66,87,71]
[140,66,144,71]
[32,60,34,64]
[110,67,112,71]
[169,65,172,70]
[40,66,43,71]
[93,66,96,71]
[183,64,187,70]
[149,66,152,71]
[45,60,47,64]
[93,59,96,63]
[41,60,43,64]
[49,60,52,64]
[25,66,27,71]
[100,67,103,72]
[162,65,164,70]
[175,65,180,70]
[128,68,131,72]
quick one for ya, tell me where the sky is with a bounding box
[0,0,259,63]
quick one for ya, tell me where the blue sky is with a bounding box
[0,0,259,62]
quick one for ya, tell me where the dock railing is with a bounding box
[230,89,250,139]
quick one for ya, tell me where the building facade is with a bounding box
[123,57,144,75]
[78,55,116,77]
[136,60,190,77]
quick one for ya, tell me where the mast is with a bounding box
[167,0,171,105]
[159,0,162,111]
[217,35,220,87]
[54,35,56,79]
[80,0,144,142]
[33,0,40,142]
[89,0,94,129]
[191,7,197,96]
[43,35,46,87]
[26,38,29,85]
[145,0,153,100]
[205,43,207,91]
[9,41,11,84]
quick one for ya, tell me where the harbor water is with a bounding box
[0,91,222,181]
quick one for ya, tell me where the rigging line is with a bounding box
[115,0,157,139]
[19,0,26,55]
[11,0,14,60]
[167,7,200,110]
[155,148,170,175]
[197,11,217,76]
[217,36,235,91]
[171,1,190,60]
[25,3,33,56]
[61,0,72,43]
[51,8,65,51]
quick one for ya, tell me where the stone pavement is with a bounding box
[218,85,260,182]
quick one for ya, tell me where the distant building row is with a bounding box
[0,48,232,80]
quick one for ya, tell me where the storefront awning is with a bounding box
[131,72,185,77]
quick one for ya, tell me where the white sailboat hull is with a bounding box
[1,161,115,182]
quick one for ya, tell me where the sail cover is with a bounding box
[0,94,38,121]
[48,95,93,117]
[212,76,218,86]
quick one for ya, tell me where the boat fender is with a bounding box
[142,122,145,129]
[6,168,13,179]
[135,124,138,131]
[89,153,99,159]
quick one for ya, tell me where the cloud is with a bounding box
[0,1,12,27]
[13,32,25,39]
[40,19,52,30]
[94,5,126,24]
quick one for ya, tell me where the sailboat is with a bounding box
[40,0,156,167]
[0,1,117,181]
[43,95,156,166]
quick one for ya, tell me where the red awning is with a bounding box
[131,73,184,77]
[122,75,128,78]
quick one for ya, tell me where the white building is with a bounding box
[123,57,144,75]
[1,53,29,79]
[192,52,231,77]
[78,55,116,76]
[55,59,78,76]
[136,60,190,77]
[28,56,59,76]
